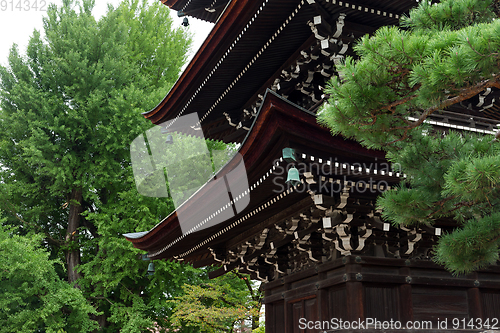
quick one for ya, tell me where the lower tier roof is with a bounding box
[124,91,448,281]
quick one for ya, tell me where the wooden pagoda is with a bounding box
[125,0,500,331]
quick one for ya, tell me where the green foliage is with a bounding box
[0,0,202,331]
[435,213,500,273]
[252,326,266,333]
[168,270,262,333]
[321,0,500,274]
[0,224,98,333]
[378,132,498,226]
[400,0,496,31]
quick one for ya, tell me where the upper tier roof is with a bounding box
[148,0,422,142]
[154,0,500,143]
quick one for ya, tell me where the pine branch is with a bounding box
[426,198,477,220]
[383,77,500,145]
[378,89,420,114]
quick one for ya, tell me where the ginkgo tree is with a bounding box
[0,223,98,333]
[0,0,206,331]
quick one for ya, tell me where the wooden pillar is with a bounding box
[317,271,328,322]
[467,272,482,319]
[467,288,483,319]
[399,266,413,322]
[317,288,329,322]
[345,261,364,321]
[265,297,275,333]
[399,284,413,322]
[346,281,364,321]
[284,282,292,333]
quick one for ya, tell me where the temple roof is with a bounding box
[148,0,421,143]
[153,0,500,143]
[126,91,405,276]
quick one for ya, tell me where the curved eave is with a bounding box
[126,90,386,257]
[159,0,500,137]
[163,0,181,7]
[144,0,258,123]
[162,0,229,22]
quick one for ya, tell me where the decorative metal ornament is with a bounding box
[286,166,300,186]
[147,262,155,276]
[282,147,297,162]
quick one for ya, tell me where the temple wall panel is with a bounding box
[263,256,500,333]
[481,291,500,319]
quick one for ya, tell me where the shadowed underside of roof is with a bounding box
[162,0,230,22]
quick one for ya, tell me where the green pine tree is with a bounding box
[319,0,500,274]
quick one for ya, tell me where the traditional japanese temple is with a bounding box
[125,0,500,331]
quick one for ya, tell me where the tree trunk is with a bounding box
[252,314,259,330]
[91,313,107,331]
[66,188,82,285]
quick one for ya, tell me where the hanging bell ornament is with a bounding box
[286,166,301,186]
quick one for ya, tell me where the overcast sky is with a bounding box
[0,0,213,67]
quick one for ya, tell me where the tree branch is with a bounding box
[232,270,256,301]
[2,200,63,246]
[384,77,500,140]
[380,89,420,114]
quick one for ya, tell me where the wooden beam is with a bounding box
[226,196,314,249]
[399,267,414,322]
[192,256,216,268]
